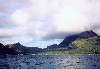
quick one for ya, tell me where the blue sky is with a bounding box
[0,0,100,48]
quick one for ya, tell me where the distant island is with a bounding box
[0,30,100,55]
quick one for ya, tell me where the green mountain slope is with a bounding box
[70,36,100,54]
[42,31,100,55]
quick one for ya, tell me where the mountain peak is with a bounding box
[79,30,99,39]
[80,30,95,34]
[58,30,99,48]
[14,42,21,46]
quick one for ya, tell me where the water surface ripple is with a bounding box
[0,55,100,69]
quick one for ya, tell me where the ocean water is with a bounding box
[0,55,100,69]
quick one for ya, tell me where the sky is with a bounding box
[0,0,100,48]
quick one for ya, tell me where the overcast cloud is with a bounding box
[0,0,100,48]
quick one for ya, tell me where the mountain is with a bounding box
[0,43,17,55]
[43,30,100,54]
[5,42,26,53]
[59,35,78,48]
[1,30,100,55]
[5,42,43,54]
[78,30,99,39]
[70,36,100,54]
[58,30,99,48]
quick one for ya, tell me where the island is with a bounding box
[0,30,100,55]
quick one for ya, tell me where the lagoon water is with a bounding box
[0,55,100,69]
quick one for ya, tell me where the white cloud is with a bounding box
[11,9,29,25]
[1,36,33,46]
[0,0,100,48]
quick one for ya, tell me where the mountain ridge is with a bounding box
[58,30,99,48]
[43,30,100,54]
[0,30,100,55]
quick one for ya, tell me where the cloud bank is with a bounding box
[0,0,100,48]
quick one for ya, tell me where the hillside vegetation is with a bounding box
[41,36,100,55]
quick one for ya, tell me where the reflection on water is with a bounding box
[0,55,100,69]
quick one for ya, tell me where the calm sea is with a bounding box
[0,55,100,69]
